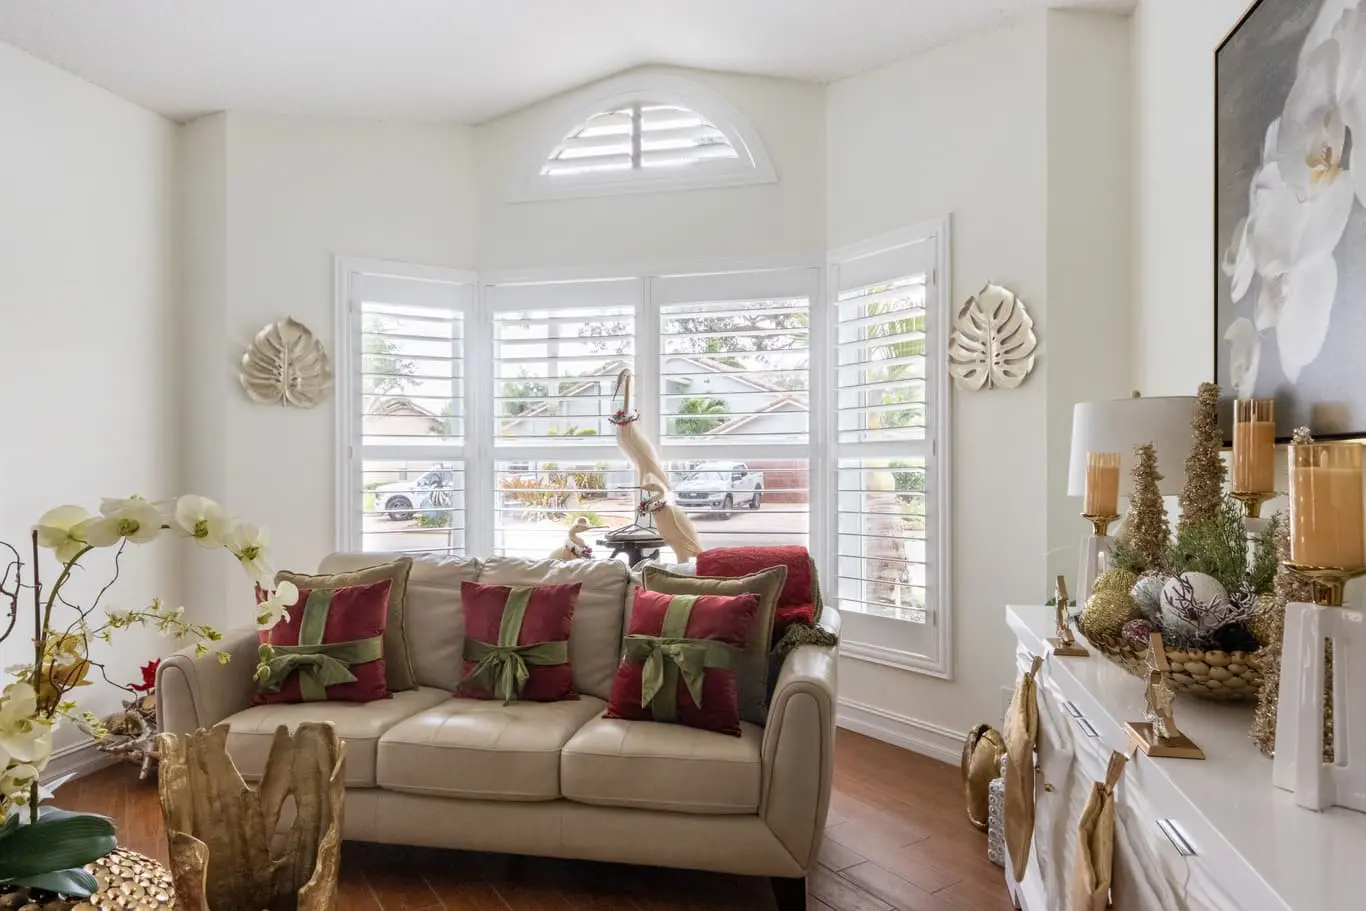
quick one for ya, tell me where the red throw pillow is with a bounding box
[697,546,817,646]
[255,578,391,704]
[606,586,758,736]
[457,581,581,702]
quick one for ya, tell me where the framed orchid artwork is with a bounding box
[1217,0,1366,440]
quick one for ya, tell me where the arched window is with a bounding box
[512,73,776,201]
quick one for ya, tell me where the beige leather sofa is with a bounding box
[157,553,839,908]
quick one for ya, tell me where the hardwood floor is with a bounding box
[61,729,1012,911]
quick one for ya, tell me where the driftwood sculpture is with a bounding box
[156,722,344,910]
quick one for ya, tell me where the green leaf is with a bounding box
[0,814,18,839]
[0,812,116,881]
[9,867,99,898]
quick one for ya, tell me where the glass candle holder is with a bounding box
[1084,452,1121,518]
[1232,398,1276,494]
[1289,442,1365,569]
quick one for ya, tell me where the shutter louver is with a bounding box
[544,102,739,177]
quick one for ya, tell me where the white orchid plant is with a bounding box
[0,494,288,899]
[1223,2,1366,397]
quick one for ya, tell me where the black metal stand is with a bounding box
[599,521,667,567]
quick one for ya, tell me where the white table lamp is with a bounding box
[1067,395,1194,603]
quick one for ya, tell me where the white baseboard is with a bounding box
[836,698,963,765]
[41,741,115,785]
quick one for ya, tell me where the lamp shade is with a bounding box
[1068,396,1196,498]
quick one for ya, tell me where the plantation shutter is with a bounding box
[484,279,643,557]
[543,103,740,176]
[829,235,945,667]
[344,271,472,557]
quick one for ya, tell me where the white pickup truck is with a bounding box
[673,461,764,518]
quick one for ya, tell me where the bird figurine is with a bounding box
[550,516,595,561]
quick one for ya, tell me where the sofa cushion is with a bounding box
[320,552,482,693]
[640,564,785,726]
[606,587,757,736]
[458,581,580,702]
[561,716,762,815]
[279,557,415,692]
[377,697,605,801]
[477,557,628,701]
[223,686,449,787]
[255,577,392,704]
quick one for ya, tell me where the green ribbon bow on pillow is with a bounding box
[621,595,739,723]
[459,588,569,704]
[255,589,384,702]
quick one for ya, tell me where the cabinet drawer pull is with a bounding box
[1157,818,1196,857]
[1062,700,1083,717]
[1075,717,1099,738]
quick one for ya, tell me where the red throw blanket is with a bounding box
[697,546,817,646]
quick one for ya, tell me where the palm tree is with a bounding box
[670,397,728,436]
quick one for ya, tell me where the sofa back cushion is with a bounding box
[476,557,628,701]
[319,552,481,693]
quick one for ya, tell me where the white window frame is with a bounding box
[334,258,480,556]
[508,73,778,203]
[826,217,953,679]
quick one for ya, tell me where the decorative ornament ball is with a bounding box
[1081,588,1142,641]
[1130,573,1166,622]
[1121,618,1153,651]
[1092,568,1138,598]
[1160,572,1230,645]
[1248,593,1281,648]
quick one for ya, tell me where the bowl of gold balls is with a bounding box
[1076,419,1283,702]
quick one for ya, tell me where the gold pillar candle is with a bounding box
[1233,398,1276,494]
[1289,442,1366,569]
[1084,452,1121,518]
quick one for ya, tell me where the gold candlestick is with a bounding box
[1047,575,1089,657]
[1125,633,1204,760]
[1284,565,1366,608]
[1229,490,1276,520]
[1082,514,1119,536]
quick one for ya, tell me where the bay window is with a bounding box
[337,218,948,675]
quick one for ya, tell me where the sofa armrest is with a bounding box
[156,628,260,735]
[760,607,840,870]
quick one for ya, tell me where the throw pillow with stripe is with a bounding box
[457,581,581,703]
[605,586,759,736]
[255,578,392,704]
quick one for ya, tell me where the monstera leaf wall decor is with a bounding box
[948,282,1038,391]
[240,316,334,407]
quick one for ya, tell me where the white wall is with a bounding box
[827,14,1051,737]
[0,42,177,751]
[1132,0,1249,394]
[827,10,1132,741]
[178,112,478,628]
[475,66,826,272]
[1045,12,1135,587]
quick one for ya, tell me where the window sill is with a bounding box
[838,640,951,680]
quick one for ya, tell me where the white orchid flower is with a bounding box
[33,505,93,564]
[1225,318,1263,399]
[256,580,300,631]
[173,495,231,548]
[1301,0,1361,75]
[0,683,50,766]
[1243,104,1352,381]
[226,521,273,582]
[81,499,163,547]
[1277,39,1347,198]
[1,763,41,801]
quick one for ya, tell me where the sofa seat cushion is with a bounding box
[377,697,606,801]
[223,687,449,787]
[561,716,762,815]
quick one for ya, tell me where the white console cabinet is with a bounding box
[1006,605,1366,911]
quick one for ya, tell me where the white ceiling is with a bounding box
[0,0,1130,124]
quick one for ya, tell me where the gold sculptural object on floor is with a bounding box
[156,722,345,910]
